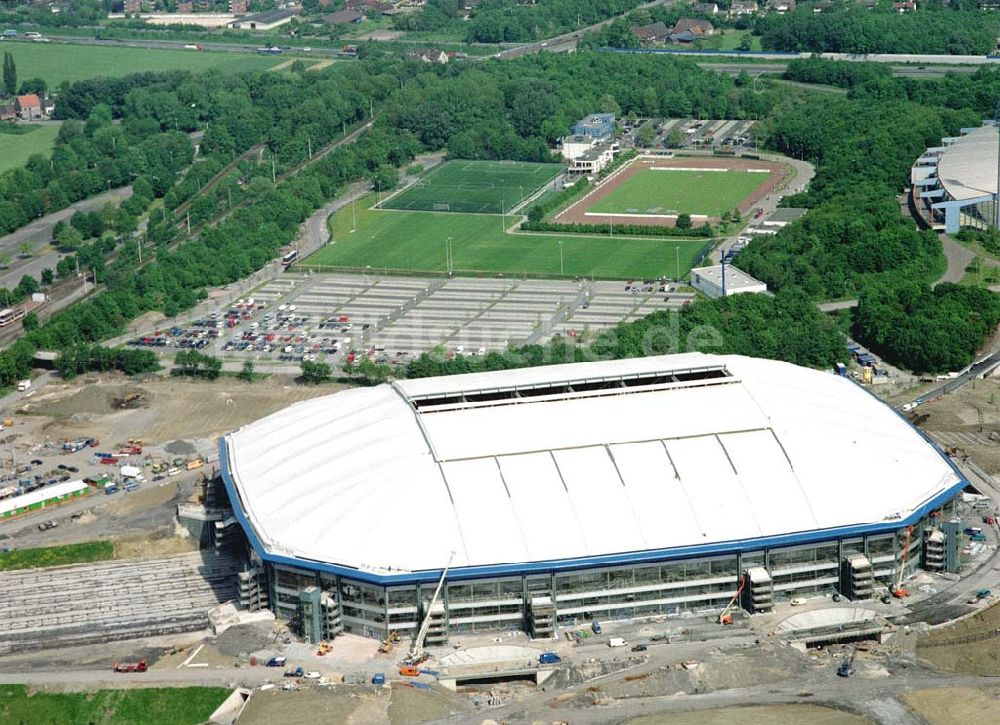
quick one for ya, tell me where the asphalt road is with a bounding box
[0,186,132,290]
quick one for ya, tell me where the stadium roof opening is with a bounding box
[221,353,963,582]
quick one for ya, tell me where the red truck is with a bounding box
[114,659,147,673]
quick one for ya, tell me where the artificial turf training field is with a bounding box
[590,168,768,217]
[0,43,288,86]
[308,195,711,279]
[380,160,563,214]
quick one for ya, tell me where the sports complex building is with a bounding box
[910,123,1000,233]
[219,353,968,642]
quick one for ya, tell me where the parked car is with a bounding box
[630,644,648,652]
[37,520,58,531]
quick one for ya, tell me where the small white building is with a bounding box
[560,134,598,161]
[565,140,617,176]
[690,264,767,298]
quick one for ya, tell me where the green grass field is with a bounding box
[0,685,229,725]
[0,124,59,173]
[381,160,563,214]
[0,540,114,571]
[1,42,286,86]
[307,195,712,279]
[591,168,768,218]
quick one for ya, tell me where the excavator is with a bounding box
[719,576,745,625]
[378,630,399,654]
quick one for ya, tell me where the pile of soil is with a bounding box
[32,384,152,417]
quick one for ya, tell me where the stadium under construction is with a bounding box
[217,353,969,642]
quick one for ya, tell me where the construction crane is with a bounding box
[405,551,455,665]
[718,575,745,625]
[837,648,857,678]
[892,526,913,598]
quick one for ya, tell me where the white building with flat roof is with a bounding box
[690,264,767,298]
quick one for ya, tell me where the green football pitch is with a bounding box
[306,195,712,279]
[380,160,563,214]
[590,168,768,218]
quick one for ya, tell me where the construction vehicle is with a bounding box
[719,576,745,625]
[399,666,420,677]
[378,630,399,654]
[945,446,969,461]
[185,459,204,471]
[372,672,386,685]
[892,526,913,598]
[283,666,304,678]
[316,642,330,656]
[113,659,147,673]
[837,649,856,678]
[403,551,454,666]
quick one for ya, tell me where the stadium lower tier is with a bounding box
[233,502,960,642]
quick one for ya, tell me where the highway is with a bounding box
[701,62,977,78]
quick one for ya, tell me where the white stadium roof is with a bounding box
[221,353,962,581]
[938,125,997,202]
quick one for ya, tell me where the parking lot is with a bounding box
[643,118,758,152]
[130,273,696,368]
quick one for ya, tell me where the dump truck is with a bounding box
[185,459,204,471]
[283,666,304,678]
[113,659,147,673]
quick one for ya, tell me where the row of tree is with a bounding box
[756,7,996,55]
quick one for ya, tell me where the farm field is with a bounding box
[0,125,59,172]
[381,159,563,214]
[0,42,288,86]
[308,195,712,279]
[590,168,767,218]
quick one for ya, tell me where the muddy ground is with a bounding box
[18,373,343,448]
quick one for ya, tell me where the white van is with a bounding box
[167,467,181,477]
[608,637,628,648]
[16,379,30,392]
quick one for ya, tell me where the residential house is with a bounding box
[409,48,448,63]
[812,0,834,10]
[693,2,719,13]
[672,18,714,36]
[856,0,878,7]
[324,9,365,24]
[15,94,42,121]
[41,96,55,116]
[123,0,141,13]
[230,0,248,13]
[630,21,671,44]
[892,0,915,10]
[766,0,795,11]
[729,0,759,15]
[177,0,193,12]
[0,102,16,121]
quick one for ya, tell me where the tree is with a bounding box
[2,52,15,97]
[238,359,255,382]
[18,78,46,96]
[41,268,53,285]
[22,312,38,332]
[665,126,685,148]
[676,213,693,230]
[635,124,656,148]
[300,360,332,384]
